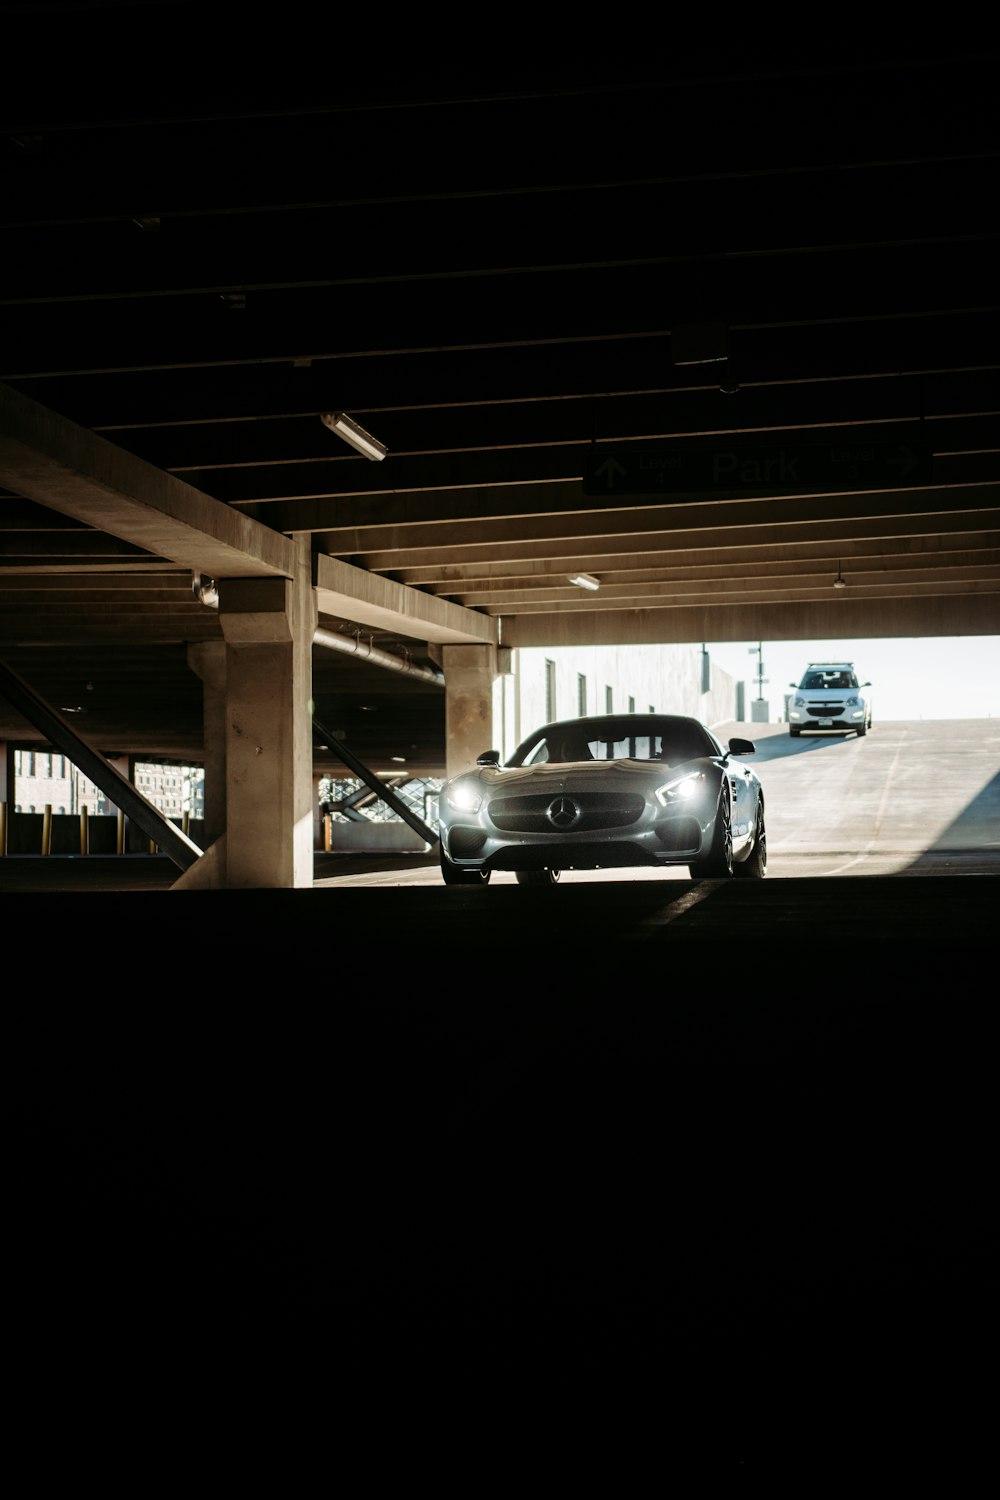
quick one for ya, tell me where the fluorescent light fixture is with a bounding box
[671,322,730,365]
[567,572,600,591]
[320,411,388,461]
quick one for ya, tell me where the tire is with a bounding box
[789,727,801,737]
[515,867,561,886]
[689,788,734,878]
[734,801,767,878]
[439,844,491,885]
[856,721,867,737]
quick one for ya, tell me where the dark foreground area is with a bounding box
[4,878,998,1464]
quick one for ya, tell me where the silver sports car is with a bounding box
[437,712,767,885]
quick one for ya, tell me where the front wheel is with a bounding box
[856,721,867,737]
[789,727,801,737]
[439,844,491,885]
[689,789,734,878]
[515,868,561,886]
[734,801,767,878]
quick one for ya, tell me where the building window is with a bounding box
[577,673,587,715]
[649,704,655,713]
[628,696,635,713]
[605,685,613,712]
[545,659,556,721]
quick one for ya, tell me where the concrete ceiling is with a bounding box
[2,8,999,773]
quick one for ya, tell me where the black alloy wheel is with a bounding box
[515,868,561,886]
[734,801,767,878]
[688,789,734,879]
[439,845,491,885]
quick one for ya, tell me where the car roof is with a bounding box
[541,711,706,731]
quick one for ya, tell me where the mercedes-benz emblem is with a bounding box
[546,795,581,829]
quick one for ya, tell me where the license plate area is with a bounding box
[818,717,833,726]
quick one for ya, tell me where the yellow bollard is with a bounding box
[0,799,6,856]
[117,808,125,855]
[80,805,89,854]
[42,804,52,855]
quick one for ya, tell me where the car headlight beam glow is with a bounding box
[655,771,705,806]
[444,782,483,814]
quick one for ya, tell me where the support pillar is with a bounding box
[187,640,227,847]
[439,644,499,780]
[180,538,317,888]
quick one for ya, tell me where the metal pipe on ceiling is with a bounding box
[194,574,444,686]
[313,627,444,685]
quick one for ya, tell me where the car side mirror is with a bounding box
[727,737,756,757]
[476,749,501,766]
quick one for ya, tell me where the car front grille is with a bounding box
[805,701,846,717]
[449,827,489,858]
[654,817,701,853]
[488,791,646,833]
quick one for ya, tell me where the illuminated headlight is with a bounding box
[655,771,705,806]
[444,782,483,814]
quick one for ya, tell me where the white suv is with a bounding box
[787,662,873,738]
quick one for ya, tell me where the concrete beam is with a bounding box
[0,383,294,581]
[314,553,498,646]
[500,594,1000,647]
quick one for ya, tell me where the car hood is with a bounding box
[477,757,710,786]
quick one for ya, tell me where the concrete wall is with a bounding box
[324,820,431,853]
[495,643,742,760]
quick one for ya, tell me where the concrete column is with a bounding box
[0,740,10,804]
[213,538,317,888]
[187,640,227,846]
[440,643,499,779]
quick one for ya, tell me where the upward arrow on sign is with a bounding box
[582,440,934,495]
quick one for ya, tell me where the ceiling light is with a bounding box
[671,322,730,365]
[567,573,600,591]
[834,562,847,589]
[320,411,388,461]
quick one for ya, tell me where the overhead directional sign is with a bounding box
[583,440,934,496]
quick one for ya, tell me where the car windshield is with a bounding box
[802,670,857,689]
[510,716,720,767]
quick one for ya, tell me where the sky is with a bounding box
[703,637,1000,721]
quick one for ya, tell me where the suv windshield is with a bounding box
[801,669,857,689]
